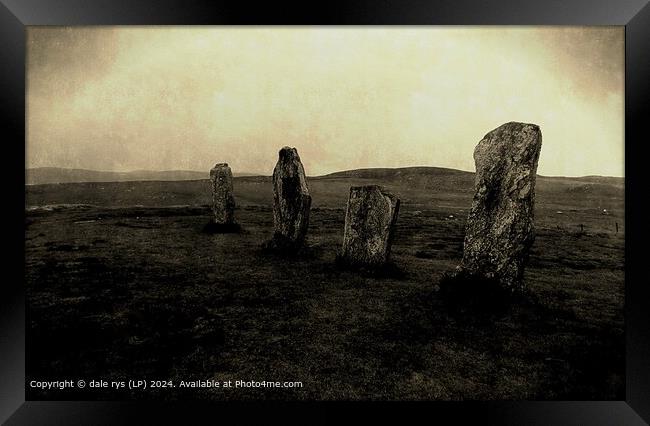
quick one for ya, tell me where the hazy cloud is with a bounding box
[26,26,624,177]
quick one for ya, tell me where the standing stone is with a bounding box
[340,185,400,267]
[458,121,542,291]
[271,147,311,248]
[210,163,236,225]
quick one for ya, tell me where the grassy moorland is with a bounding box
[24,167,624,400]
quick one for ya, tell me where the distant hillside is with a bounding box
[309,167,624,206]
[26,165,624,211]
[318,166,623,185]
[25,167,259,185]
[314,167,624,195]
[318,166,473,180]
[311,166,476,194]
[27,166,624,187]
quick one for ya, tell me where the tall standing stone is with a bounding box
[210,163,236,225]
[340,185,400,267]
[271,147,311,248]
[458,121,542,291]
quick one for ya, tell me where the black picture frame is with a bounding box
[2,1,649,424]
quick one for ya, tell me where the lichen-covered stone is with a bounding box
[210,163,236,225]
[271,147,311,248]
[458,121,542,291]
[340,185,400,267]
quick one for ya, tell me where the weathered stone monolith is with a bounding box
[210,163,236,225]
[270,147,311,249]
[340,185,400,267]
[457,121,542,292]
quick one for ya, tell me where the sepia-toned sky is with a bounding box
[26,26,624,177]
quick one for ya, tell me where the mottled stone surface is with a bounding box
[210,163,236,225]
[459,121,542,291]
[341,185,400,267]
[271,147,311,247]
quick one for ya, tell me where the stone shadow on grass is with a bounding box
[259,234,319,260]
[334,254,406,280]
[438,269,525,321]
[201,221,243,234]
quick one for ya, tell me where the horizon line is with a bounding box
[24,165,625,180]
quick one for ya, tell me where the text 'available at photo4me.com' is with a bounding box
[29,378,304,392]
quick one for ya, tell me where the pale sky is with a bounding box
[26,26,624,177]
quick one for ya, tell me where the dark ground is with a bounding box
[24,168,625,400]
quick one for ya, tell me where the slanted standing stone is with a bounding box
[271,147,311,248]
[210,163,236,225]
[458,121,542,291]
[341,185,400,267]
